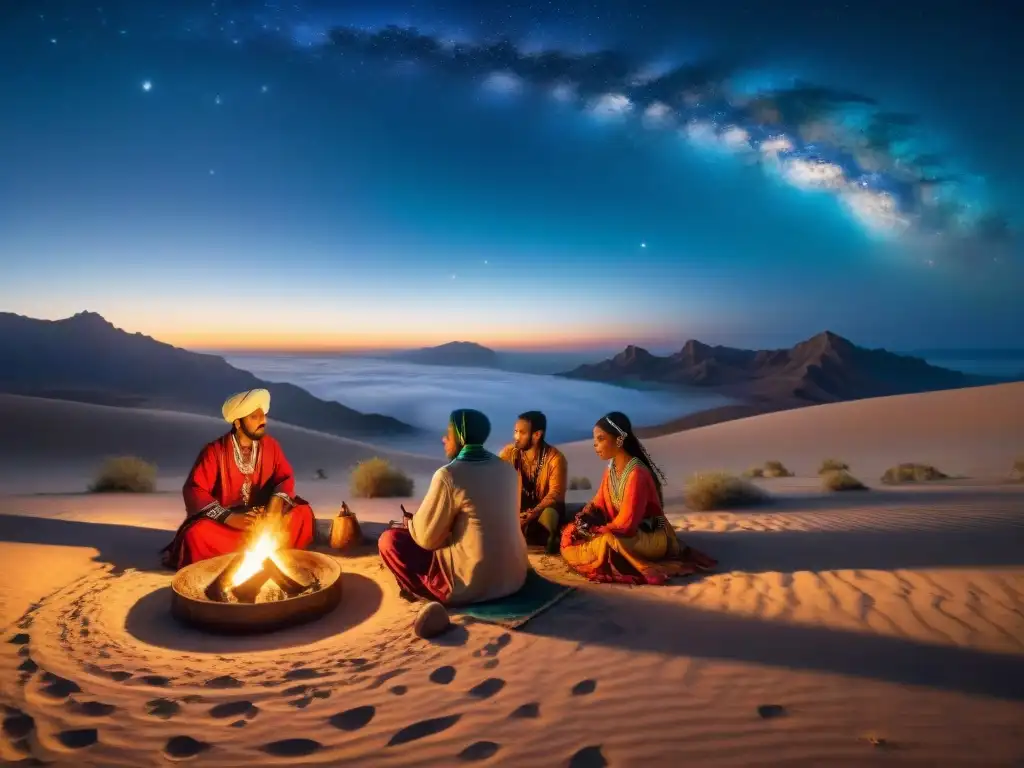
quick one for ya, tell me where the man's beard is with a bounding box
[241,423,266,441]
[516,435,535,451]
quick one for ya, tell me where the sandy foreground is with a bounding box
[1,384,1023,767]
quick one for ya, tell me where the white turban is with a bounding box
[222,388,271,423]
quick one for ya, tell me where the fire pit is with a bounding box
[171,518,343,633]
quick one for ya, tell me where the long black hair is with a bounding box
[595,411,667,505]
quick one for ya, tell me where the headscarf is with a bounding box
[222,388,271,423]
[449,408,491,447]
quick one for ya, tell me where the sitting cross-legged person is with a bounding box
[378,408,528,605]
[161,388,316,569]
[499,410,568,553]
[560,411,716,585]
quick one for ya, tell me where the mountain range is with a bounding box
[0,312,416,438]
[391,341,500,368]
[560,331,993,405]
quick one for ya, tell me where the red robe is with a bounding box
[162,432,316,569]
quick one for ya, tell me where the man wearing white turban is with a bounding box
[161,388,317,569]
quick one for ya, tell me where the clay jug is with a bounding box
[329,502,362,551]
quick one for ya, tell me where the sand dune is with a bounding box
[0,393,440,495]
[561,381,1024,485]
[1,385,1023,766]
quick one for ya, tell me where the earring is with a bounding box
[615,436,625,448]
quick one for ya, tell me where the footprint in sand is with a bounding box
[572,680,597,696]
[65,700,117,717]
[7,633,29,645]
[283,668,329,682]
[458,741,500,761]
[369,668,408,690]
[468,678,505,700]
[569,745,608,768]
[757,704,787,720]
[474,633,512,658]
[328,705,375,732]
[482,659,499,670]
[17,659,37,674]
[146,698,181,720]
[388,714,462,747]
[2,710,35,739]
[259,738,323,757]
[39,673,81,699]
[164,735,212,760]
[390,685,408,696]
[138,675,172,687]
[509,703,539,719]
[230,720,247,728]
[209,701,258,720]
[430,666,456,685]
[204,675,244,689]
[57,728,98,749]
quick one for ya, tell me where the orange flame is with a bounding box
[230,513,288,587]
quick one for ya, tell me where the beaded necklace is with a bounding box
[607,457,641,510]
[231,433,259,505]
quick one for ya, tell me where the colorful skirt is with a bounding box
[560,517,716,585]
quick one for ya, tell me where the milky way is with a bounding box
[284,24,1011,266]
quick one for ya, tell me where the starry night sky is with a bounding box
[1,0,1022,352]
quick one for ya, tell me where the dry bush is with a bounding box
[762,460,794,478]
[743,465,765,478]
[684,471,769,511]
[818,458,849,475]
[1010,458,1024,482]
[89,456,157,493]
[822,469,868,492]
[350,458,414,498]
[880,463,948,484]
[568,476,593,491]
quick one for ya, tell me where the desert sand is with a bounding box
[2,384,1024,766]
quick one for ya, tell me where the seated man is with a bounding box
[161,388,316,569]
[378,408,528,605]
[499,410,567,553]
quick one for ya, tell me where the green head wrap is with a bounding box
[449,408,491,447]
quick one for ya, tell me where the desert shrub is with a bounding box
[880,463,948,485]
[822,469,868,492]
[743,465,765,478]
[684,471,769,511]
[568,476,593,491]
[818,458,849,475]
[762,460,794,478]
[1010,458,1024,482]
[89,456,157,493]
[314,468,328,480]
[349,458,414,498]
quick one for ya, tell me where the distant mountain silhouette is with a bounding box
[0,311,416,437]
[561,331,987,405]
[394,341,500,369]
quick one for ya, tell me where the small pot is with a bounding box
[329,502,363,551]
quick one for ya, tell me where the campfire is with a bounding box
[203,515,322,605]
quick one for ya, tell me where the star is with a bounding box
[640,241,647,248]
[141,80,152,92]
[261,84,269,93]
[209,169,216,176]
[214,95,222,105]
[49,38,57,45]
[483,260,489,265]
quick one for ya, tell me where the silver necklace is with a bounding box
[232,434,259,505]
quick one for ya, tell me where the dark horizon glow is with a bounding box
[2,1,1022,351]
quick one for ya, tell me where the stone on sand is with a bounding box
[413,602,450,639]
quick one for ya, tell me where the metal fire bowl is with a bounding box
[170,550,343,634]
